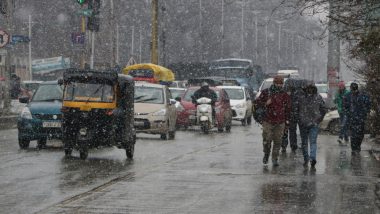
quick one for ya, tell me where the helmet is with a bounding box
[201,82,209,88]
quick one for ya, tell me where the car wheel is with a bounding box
[329,119,340,135]
[126,144,134,159]
[18,139,30,149]
[79,150,88,160]
[37,138,47,149]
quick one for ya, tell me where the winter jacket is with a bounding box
[297,92,327,127]
[255,86,291,124]
[343,91,371,125]
[289,89,305,122]
[334,89,349,114]
[193,88,218,105]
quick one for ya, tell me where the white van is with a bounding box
[218,86,252,125]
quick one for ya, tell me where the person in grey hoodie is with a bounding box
[296,83,327,168]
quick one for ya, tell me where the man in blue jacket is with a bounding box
[343,82,371,155]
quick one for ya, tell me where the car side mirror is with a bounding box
[175,96,181,102]
[169,99,177,105]
[19,96,29,104]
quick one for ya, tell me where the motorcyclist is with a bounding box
[192,82,218,117]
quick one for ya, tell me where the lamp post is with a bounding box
[251,11,260,62]
[240,0,245,57]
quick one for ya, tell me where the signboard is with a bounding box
[32,56,70,74]
[0,29,10,48]
[11,35,30,44]
[71,32,85,44]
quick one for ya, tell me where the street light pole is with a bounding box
[221,0,224,58]
[275,20,284,67]
[199,0,203,62]
[28,15,32,80]
[241,0,244,57]
[151,0,159,64]
[251,11,260,62]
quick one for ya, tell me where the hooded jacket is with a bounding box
[297,86,327,127]
[343,91,371,125]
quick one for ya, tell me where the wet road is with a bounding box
[0,123,379,214]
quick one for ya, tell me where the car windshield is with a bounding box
[316,85,328,93]
[223,88,244,100]
[170,89,185,99]
[22,83,40,92]
[183,88,220,102]
[64,82,114,103]
[135,86,164,104]
[32,84,63,102]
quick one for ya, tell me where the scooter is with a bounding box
[195,97,213,134]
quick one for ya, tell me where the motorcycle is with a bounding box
[195,97,213,134]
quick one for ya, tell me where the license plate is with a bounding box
[42,121,61,128]
[189,115,196,120]
[134,121,145,127]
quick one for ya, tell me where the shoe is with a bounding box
[263,154,269,164]
[281,148,286,153]
[311,160,317,168]
[291,148,297,153]
[338,139,343,144]
[303,160,309,167]
[344,139,349,144]
[272,159,279,167]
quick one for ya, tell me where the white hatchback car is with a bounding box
[218,86,252,125]
[134,82,177,140]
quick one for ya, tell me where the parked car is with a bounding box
[320,109,373,135]
[218,86,252,125]
[17,81,63,149]
[134,82,177,140]
[176,86,233,132]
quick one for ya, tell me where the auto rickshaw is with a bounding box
[123,63,175,85]
[60,68,135,160]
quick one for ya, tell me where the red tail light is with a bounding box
[105,109,113,116]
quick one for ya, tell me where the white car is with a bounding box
[134,82,177,140]
[218,86,252,125]
[255,78,273,100]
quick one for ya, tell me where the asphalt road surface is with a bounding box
[0,123,379,214]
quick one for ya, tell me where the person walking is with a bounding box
[255,75,291,166]
[334,81,350,144]
[343,82,371,155]
[297,83,327,168]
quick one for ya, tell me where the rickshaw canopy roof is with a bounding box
[123,63,175,82]
[63,68,119,84]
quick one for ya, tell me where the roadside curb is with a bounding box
[0,115,17,130]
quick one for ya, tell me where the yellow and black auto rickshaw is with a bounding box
[60,69,135,159]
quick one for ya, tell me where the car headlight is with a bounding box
[20,107,32,119]
[235,103,246,109]
[152,108,167,116]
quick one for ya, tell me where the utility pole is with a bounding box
[131,26,135,57]
[221,0,224,58]
[326,0,341,107]
[139,27,142,63]
[3,0,14,114]
[241,0,245,57]
[110,0,116,67]
[251,11,260,62]
[275,20,284,67]
[151,0,158,64]
[28,15,32,80]
[116,24,119,65]
[199,0,203,62]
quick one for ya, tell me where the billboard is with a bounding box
[32,56,70,74]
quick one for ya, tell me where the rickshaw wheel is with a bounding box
[126,144,134,159]
[79,150,88,160]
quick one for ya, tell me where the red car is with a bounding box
[176,87,233,132]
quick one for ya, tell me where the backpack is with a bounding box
[253,89,270,124]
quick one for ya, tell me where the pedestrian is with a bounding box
[281,79,308,153]
[334,81,350,144]
[297,83,327,168]
[255,75,291,166]
[343,82,371,155]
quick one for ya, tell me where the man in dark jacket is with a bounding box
[297,83,327,168]
[343,82,371,155]
[193,82,218,118]
[255,75,291,166]
[334,81,350,144]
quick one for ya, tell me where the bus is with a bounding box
[209,58,265,92]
